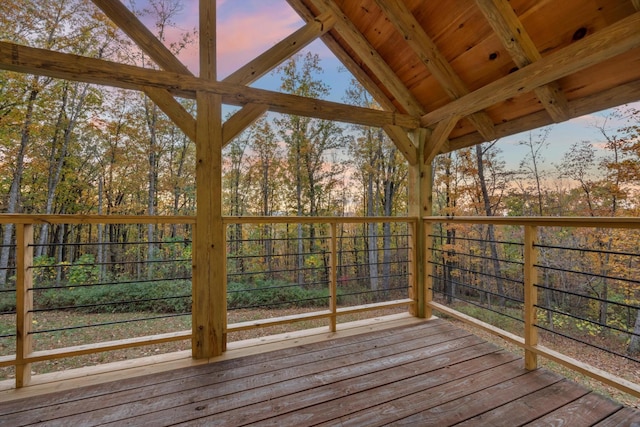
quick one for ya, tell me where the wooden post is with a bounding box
[192,0,226,358]
[524,225,539,370]
[16,223,33,387]
[408,128,432,318]
[329,222,337,332]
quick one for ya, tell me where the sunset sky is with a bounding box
[135,0,636,171]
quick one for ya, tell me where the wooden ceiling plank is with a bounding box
[420,12,640,127]
[448,79,640,151]
[222,104,268,146]
[0,41,419,129]
[308,0,425,116]
[286,0,397,111]
[474,0,571,122]
[425,116,461,164]
[383,125,418,165]
[223,12,336,85]
[374,0,495,140]
[633,0,640,11]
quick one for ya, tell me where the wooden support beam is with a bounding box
[448,79,640,150]
[308,0,425,116]
[420,12,640,127]
[91,0,190,74]
[475,0,571,122]
[192,0,225,359]
[144,87,196,141]
[15,224,33,388]
[382,125,418,165]
[91,0,197,140]
[374,0,496,140]
[286,0,398,112]
[524,226,539,370]
[425,116,460,164]
[408,129,431,318]
[0,41,419,129]
[224,12,336,85]
[222,103,268,146]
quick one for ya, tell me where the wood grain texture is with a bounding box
[308,0,425,115]
[375,0,496,140]
[474,0,571,122]
[0,320,637,426]
[0,42,419,129]
[420,12,640,127]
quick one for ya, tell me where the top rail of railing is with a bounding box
[423,216,640,228]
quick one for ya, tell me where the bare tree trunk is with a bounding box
[628,310,640,355]
[0,87,39,287]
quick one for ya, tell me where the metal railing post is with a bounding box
[524,225,539,370]
[16,223,34,388]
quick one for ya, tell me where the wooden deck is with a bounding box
[0,318,638,426]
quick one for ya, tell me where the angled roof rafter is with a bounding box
[474,0,571,123]
[286,0,397,112]
[374,0,496,141]
[307,0,425,116]
[420,12,640,128]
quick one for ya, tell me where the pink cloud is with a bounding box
[153,1,303,78]
[216,4,302,79]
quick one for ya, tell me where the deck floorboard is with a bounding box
[0,318,638,426]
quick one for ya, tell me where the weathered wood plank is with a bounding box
[316,359,528,427]
[0,320,442,415]
[455,379,590,426]
[594,407,640,426]
[522,393,623,426]
[90,332,484,425]
[387,369,563,426]
[2,322,455,424]
[249,350,519,426]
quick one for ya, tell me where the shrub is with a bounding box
[227,280,330,310]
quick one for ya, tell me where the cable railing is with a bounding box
[423,216,640,398]
[223,217,414,334]
[0,215,416,389]
[2,213,636,399]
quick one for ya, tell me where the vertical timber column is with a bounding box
[524,225,539,369]
[16,224,33,387]
[408,129,432,319]
[193,0,226,358]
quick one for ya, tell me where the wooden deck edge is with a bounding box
[0,312,426,402]
[428,301,640,399]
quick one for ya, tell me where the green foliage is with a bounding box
[67,254,100,285]
[33,255,57,285]
[33,280,192,314]
[227,280,330,310]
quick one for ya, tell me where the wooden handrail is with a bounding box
[423,216,640,398]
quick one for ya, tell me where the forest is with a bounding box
[0,0,638,365]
